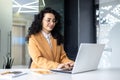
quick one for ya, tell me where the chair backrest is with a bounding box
[28,58,32,68]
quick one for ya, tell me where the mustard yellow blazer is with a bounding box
[28,32,73,69]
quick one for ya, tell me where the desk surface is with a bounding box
[0,68,120,80]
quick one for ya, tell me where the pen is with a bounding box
[0,71,27,78]
[1,71,11,75]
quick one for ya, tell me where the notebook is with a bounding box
[51,43,105,74]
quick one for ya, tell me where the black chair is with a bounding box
[28,58,32,68]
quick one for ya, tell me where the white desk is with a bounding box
[0,68,120,80]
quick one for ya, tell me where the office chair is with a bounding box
[28,58,32,68]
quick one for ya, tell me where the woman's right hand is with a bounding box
[57,63,73,70]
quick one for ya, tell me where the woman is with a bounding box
[26,7,74,70]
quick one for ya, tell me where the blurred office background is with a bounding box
[0,0,120,69]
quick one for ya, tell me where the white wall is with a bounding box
[108,23,120,68]
[0,0,12,68]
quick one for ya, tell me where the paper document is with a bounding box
[0,71,27,79]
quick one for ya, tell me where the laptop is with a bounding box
[51,43,105,74]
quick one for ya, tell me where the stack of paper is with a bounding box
[0,71,27,79]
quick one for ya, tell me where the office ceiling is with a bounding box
[13,0,41,14]
[13,0,38,5]
[12,0,63,14]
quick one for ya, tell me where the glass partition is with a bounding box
[97,0,120,68]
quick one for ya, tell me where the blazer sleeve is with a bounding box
[28,36,59,69]
[60,45,74,63]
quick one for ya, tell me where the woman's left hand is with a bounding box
[64,62,74,70]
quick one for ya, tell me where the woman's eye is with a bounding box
[47,20,50,22]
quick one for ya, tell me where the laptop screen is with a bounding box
[72,43,105,74]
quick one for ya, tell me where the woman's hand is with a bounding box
[65,62,74,70]
[57,62,74,70]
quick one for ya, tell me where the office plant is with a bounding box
[3,53,14,69]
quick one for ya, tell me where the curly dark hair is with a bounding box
[26,7,64,45]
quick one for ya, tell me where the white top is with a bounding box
[42,31,52,48]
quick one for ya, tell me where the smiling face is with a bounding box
[42,13,57,34]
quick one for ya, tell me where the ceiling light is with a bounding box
[13,0,45,14]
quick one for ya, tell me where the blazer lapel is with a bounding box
[35,32,59,61]
[51,37,57,60]
[39,32,54,60]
